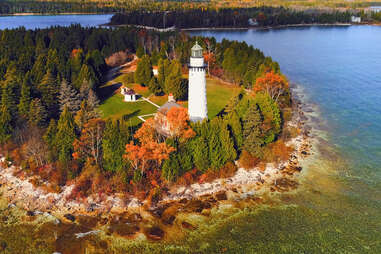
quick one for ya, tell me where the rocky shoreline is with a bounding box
[0,86,312,246]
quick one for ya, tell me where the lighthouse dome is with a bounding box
[191,42,203,58]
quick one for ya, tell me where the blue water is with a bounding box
[191,26,381,191]
[0,14,112,29]
[185,26,381,253]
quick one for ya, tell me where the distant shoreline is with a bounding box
[0,12,112,17]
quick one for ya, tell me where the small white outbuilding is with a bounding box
[121,86,137,102]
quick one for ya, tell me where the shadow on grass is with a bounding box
[122,110,141,122]
[98,82,122,101]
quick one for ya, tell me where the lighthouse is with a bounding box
[188,42,208,122]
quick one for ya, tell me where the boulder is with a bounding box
[145,226,164,241]
[181,221,197,230]
[64,214,75,222]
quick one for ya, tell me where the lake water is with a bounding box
[189,26,381,253]
[0,14,112,29]
[0,16,380,253]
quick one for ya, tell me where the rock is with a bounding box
[145,226,164,241]
[181,221,197,230]
[127,213,143,223]
[162,215,175,225]
[108,223,140,237]
[26,211,35,216]
[64,214,75,222]
[86,203,99,212]
[215,191,227,201]
[75,230,101,239]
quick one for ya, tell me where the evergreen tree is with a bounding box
[28,98,48,127]
[162,154,181,182]
[148,77,162,95]
[191,136,210,172]
[134,55,152,85]
[75,64,96,89]
[253,92,282,144]
[18,73,32,119]
[164,60,186,100]
[1,64,20,116]
[43,119,58,162]
[38,70,59,119]
[136,46,145,58]
[226,110,243,151]
[31,54,47,84]
[0,105,12,144]
[56,106,76,165]
[220,120,237,162]
[242,104,264,156]
[157,58,170,90]
[58,79,81,113]
[102,120,130,172]
[208,118,224,170]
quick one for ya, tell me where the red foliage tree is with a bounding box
[166,107,195,141]
[254,71,289,102]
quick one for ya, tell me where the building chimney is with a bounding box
[168,93,175,102]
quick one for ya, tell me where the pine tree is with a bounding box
[102,120,130,172]
[253,92,282,144]
[148,77,162,95]
[134,55,153,86]
[191,136,210,172]
[28,98,48,127]
[220,120,237,162]
[18,73,32,119]
[75,64,96,89]
[38,70,59,118]
[43,119,58,162]
[208,118,224,170]
[242,104,264,156]
[58,79,81,113]
[164,60,186,100]
[0,105,12,144]
[162,154,181,182]
[227,110,243,151]
[136,46,145,58]
[1,64,20,116]
[56,106,76,165]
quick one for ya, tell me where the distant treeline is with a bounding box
[110,7,353,28]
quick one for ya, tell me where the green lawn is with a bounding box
[98,93,158,126]
[206,78,241,118]
[98,77,241,126]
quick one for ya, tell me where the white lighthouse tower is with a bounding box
[188,42,208,122]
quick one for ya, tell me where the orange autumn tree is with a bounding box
[254,71,289,103]
[73,118,105,165]
[124,119,175,173]
[166,107,195,142]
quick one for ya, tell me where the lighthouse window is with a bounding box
[192,49,202,58]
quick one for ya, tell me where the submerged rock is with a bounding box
[215,191,227,201]
[64,214,75,222]
[145,226,164,240]
[181,221,197,230]
[26,210,35,216]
